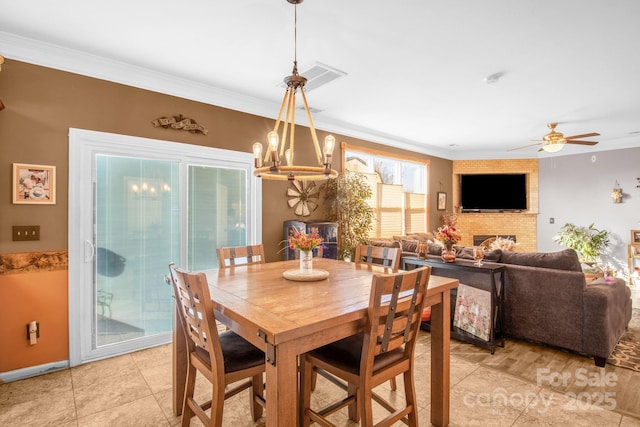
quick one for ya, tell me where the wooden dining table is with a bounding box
[172,258,458,426]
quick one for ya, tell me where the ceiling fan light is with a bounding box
[542,143,564,153]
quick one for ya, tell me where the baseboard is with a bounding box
[0,360,69,383]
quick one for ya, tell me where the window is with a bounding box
[343,144,428,238]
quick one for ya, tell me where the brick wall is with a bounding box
[451,159,539,252]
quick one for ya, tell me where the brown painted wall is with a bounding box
[0,59,451,372]
[0,270,68,372]
[0,59,451,258]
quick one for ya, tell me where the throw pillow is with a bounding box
[400,239,419,253]
[452,246,502,261]
[428,241,444,256]
[405,232,435,242]
[456,246,475,260]
[483,249,502,262]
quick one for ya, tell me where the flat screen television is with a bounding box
[459,174,527,212]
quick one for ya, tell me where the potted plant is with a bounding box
[323,171,374,260]
[553,222,610,263]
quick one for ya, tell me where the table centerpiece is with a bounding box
[282,228,330,281]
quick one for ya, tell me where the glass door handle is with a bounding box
[84,239,95,262]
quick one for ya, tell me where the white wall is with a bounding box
[538,147,640,279]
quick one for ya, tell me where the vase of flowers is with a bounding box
[440,245,457,263]
[288,228,323,272]
[435,214,462,263]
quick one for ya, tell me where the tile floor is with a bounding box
[2,331,640,426]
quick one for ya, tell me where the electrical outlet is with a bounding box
[26,322,40,340]
[12,225,40,241]
[550,217,555,224]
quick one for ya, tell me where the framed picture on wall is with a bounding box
[437,192,447,211]
[12,163,56,204]
[632,230,640,244]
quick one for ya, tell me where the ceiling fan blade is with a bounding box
[508,142,542,151]
[565,140,599,146]
[565,132,600,140]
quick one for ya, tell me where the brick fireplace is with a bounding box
[451,159,538,252]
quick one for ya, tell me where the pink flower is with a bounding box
[288,227,323,251]
[435,224,462,245]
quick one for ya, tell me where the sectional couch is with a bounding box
[370,236,633,366]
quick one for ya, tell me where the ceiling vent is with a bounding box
[278,62,347,92]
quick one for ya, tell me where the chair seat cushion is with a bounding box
[194,331,264,373]
[309,333,404,375]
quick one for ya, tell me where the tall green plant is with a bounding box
[323,171,374,260]
[553,223,610,263]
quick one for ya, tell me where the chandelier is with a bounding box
[252,0,338,181]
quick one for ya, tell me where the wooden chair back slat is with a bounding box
[217,244,265,268]
[354,244,401,272]
[365,266,430,361]
[169,263,225,375]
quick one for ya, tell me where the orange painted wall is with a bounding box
[0,270,69,372]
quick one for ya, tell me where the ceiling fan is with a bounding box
[509,123,600,153]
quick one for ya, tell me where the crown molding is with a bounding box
[0,31,456,159]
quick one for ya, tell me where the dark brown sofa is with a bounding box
[496,249,632,366]
[372,237,633,366]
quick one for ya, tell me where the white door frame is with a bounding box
[68,128,261,366]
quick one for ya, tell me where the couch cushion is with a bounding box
[369,238,401,248]
[499,249,581,271]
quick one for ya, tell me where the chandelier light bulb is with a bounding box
[252,142,263,168]
[323,135,335,157]
[252,142,263,158]
[267,131,279,152]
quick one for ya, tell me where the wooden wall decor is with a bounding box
[151,114,208,135]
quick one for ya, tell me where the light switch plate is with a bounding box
[12,225,40,241]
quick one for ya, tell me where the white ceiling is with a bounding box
[2,0,640,160]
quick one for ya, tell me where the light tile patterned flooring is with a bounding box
[2,330,640,426]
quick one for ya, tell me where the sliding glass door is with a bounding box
[68,129,260,365]
[95,156,180,347]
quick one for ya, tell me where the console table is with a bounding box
[403,257,506,353]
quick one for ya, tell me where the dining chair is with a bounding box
[310,244,400,393]
[354,244,401,272]
[353,243,402,390]
[168,263,266,426]
[300,266,431,427]
[217,244,265,268]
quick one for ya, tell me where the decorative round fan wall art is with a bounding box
[287,181,319,217]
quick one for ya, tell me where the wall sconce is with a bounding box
[611,181,622,203]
